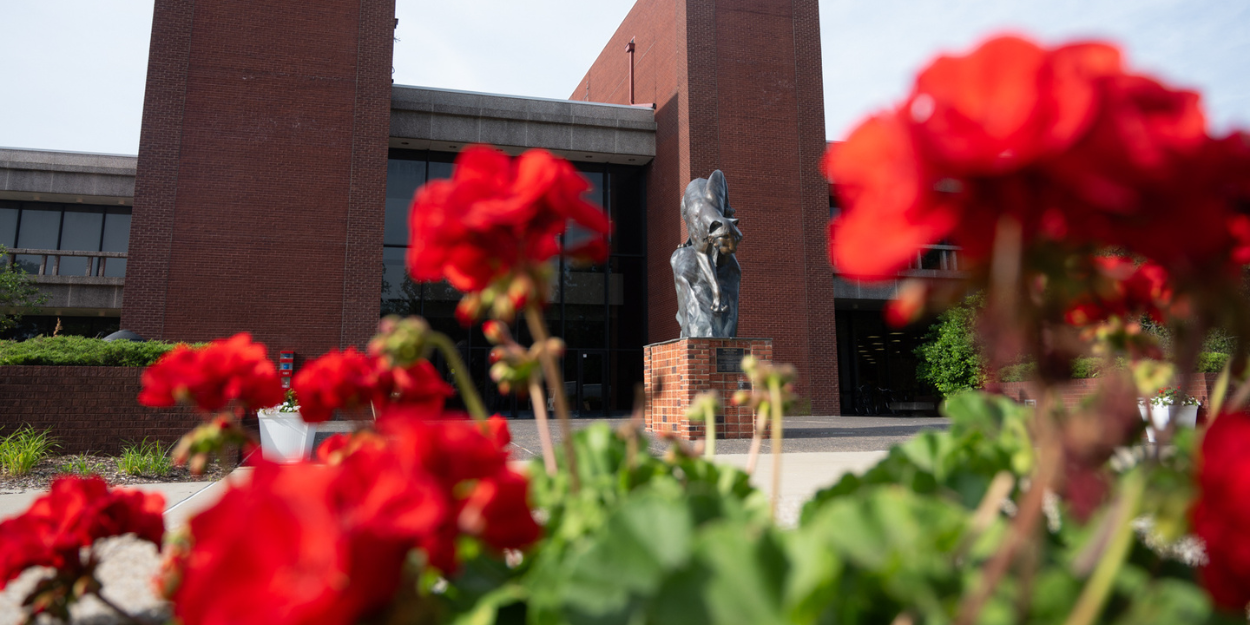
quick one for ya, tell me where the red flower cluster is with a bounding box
[1192,410,1250,611]
[0,476,164,588]
[825,35,1250,280]
[1064,256,1172,326]
[290,347,454,422]
[407,146,611,294]
[168,415,539,625]
[139,333,284,413]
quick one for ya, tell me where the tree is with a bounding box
[0,245,47,333]
[914,293,986,398]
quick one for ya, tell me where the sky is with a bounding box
[1,0,1247,155]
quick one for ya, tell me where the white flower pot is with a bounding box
[257,408,316,463]
[1139,403,1199,443]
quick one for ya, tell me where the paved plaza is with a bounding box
[506,414,950,460]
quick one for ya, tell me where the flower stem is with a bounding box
[704,404,717,458]
[745,406,767,474]
[527,373,558,476]
[1062,469,1146,625]
[91,589,145,625]
[768,377,784,520]
[428,332,487,421]
[524,304,579,492]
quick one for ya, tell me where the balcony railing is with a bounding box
[906,244,961,272]
[4,248,126,280]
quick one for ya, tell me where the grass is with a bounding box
[56,452,103,477]
[0,427,58,476]
[118,439,175,477]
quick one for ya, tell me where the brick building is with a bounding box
[3,0,963,418]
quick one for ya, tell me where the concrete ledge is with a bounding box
[0,148,137,200]
[391,85,656,163]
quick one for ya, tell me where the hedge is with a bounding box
[0,336,202,367]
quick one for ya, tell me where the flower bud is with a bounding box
[491,295,517,323]
[483,320,510,344]
[490,361,511,383]
[545,337,565,358]
[456,293,483,327]
[508,273,536,310]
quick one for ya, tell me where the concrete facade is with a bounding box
[390,85,656,164]
[0,148,136,205]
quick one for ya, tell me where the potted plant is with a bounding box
[1139,386,1200,442]
[256,389,316,462]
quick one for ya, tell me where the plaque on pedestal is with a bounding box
[642,337,773,440]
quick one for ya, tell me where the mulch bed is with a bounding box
[0,455,229,495]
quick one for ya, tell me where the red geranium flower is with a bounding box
[1192,411,1250,611]
[407,146,611,294]
[171,461,440,625]
[826,34,1250,282]
[293,348,455,423]
[0,476,164,588]
[170,415,538,622]
[139,333,284,413]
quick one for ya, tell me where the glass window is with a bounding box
[0,207,17,248]
[101,211,131,277]
[428,161,454,180]
[566,170,606,252]
[385,159,425,246]
[15,208,60,274]
[59,210,104,276]
[16,208,60,249]
[609,166,645,255]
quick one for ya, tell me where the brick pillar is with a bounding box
[572,0,841,414]
[644,337,772,440]
[124,0,394,358]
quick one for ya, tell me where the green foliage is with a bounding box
[118,439,174,477]
[0,245,46,332]
[0,426,57,475]
[0,336,199,366]
[56,453,102,477]
[803,392,1034,518]
[1198,352,1230,373]
[915,294,986,397]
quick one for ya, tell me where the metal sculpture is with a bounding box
[671,170,743,338]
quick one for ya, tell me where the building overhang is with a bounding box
[0,147,136,205]
[390,85,656,165]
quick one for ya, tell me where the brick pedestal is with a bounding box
[643,337,773,440]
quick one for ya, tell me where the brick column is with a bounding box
[572,0,841,415]
[644,337,772,440]
[125,0,394,360]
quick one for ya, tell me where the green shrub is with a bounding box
[0,336,200,367]
[915,293,986,398]
[0,427,57,475]
[118,439,174,477]
[998,361,1037,383]
[56,453,102,477]
[1198,352,1231,373]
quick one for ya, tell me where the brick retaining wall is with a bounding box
[0,366,201,454]
[998,373,1220,408]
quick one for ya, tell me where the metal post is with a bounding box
[626,38,635,105]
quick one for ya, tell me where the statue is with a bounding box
[671,170,743,338]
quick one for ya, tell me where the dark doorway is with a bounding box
[835,306,938,416]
